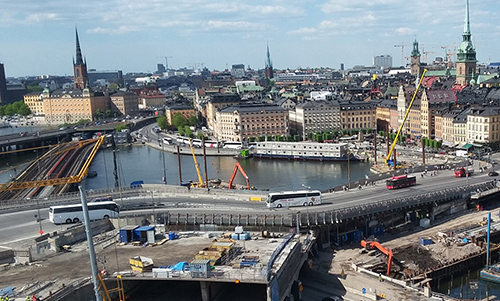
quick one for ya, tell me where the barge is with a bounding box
[253,141,363,161]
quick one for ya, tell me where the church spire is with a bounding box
[75,27,84,65]
[265,42,274,79]
[463,0,471,35]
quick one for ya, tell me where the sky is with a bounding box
[0,0,499,78]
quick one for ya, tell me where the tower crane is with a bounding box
[394,43,407,66]
[422,51,435,64]
[441,45,456,68]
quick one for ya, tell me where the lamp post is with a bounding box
[159,139,167,184]
[302,184,311,217]
[28,197,43,235]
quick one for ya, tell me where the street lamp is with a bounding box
[159,139,167,184]
[28,197,43,235]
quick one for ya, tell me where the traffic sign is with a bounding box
[362,288,366,294]
[39,230,44,235]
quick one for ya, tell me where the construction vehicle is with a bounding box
[385,69,427,168]
[454,167,474,178]
[188,138,205,188]
[360,240,395,276]
[228,162,250,190]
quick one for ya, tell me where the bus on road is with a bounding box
[267,190,322,208]
[386,175,416,189]
[49,201,120,224]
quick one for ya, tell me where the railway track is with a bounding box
[0,140,101,200]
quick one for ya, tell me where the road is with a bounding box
[0,165,495,248]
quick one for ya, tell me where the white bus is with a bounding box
[223,141,242,149]
[266,190,322,208]
[49,201,120,224]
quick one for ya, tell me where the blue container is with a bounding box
[231,233,240,240]
[168,232,178,240]
[419,237,433,246]
[352,230,363,242]
[240,232,250,240]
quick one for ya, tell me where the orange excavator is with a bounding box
[228,162,250,190]
[360,240,394,276]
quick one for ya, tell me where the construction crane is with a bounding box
[422,51,435,64]
[394,43,407,66]
[441,45,457,69]
[385,69,427,167]
[188,138,205,188]
[228,162,250,190]
[361,240,396,276]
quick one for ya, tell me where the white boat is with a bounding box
[253,141,363,161]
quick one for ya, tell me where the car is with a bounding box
[488,171,499,177]
[322,296,343,301]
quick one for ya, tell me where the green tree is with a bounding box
[157,116,168,130]
[286,135,293,142]
[108,83,119,90]
[184,125,193,137]
[307,132,313,140]
[367,128,372,134]
[349,129,356,136]
[332,130,339,137]
[258,136,265,142]
[116,124,126,132]
[341,129,348,136]
[27,82,43,92]
[187,115,197,126]
[293,135,300,142]
[178,127,185,136]
[94,109,104,120]
[105,109,113,118]
[248,137,255,142]
[197,133,204,140]
[172,113,188,130]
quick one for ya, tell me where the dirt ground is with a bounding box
[0,234,213,299]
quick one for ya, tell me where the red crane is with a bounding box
[360,240,394,276]
[228,162,250,190]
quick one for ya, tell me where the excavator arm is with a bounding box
[361,240,393,276]
[228,162,250,190]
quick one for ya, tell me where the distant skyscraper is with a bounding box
[157,64,166,74]
[456,0,477,85]
[73,28,89,89]
[373,55,392,69]
[410,39,421,76]
[231,64,245,78]
[340,63,344,71]
[265,43,274,79]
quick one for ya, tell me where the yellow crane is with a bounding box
[188,138,205,187]
[0,136,105,191]
[385,69,427,166]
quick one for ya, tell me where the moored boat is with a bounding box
[253,141,363,161]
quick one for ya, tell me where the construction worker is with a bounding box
[26,296,30,301]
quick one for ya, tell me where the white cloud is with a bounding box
[394,27,417,36]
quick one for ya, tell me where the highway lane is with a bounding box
[0,167,495,247]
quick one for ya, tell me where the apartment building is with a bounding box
[467,107,500,144]
[420,90,456,138]
[206,93,241,132]
[23,92,44,115]
[165,104,196,126]
[289,100,340,138]
[215,104,287,141]
[340,101,376,130]
[397,86,423,137]
[109,91,139,116]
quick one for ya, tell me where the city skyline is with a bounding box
[1,0,499,78]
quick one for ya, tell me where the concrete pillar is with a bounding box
[200,281,211,301]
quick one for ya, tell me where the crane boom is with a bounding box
[385,69,427,165]
[188,138,204,187]
[0,136,105,191]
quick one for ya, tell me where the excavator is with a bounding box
[188,138,205,188]
[360,240,395,277]
[228,162,250,190]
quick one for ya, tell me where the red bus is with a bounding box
[386,175,416,189]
